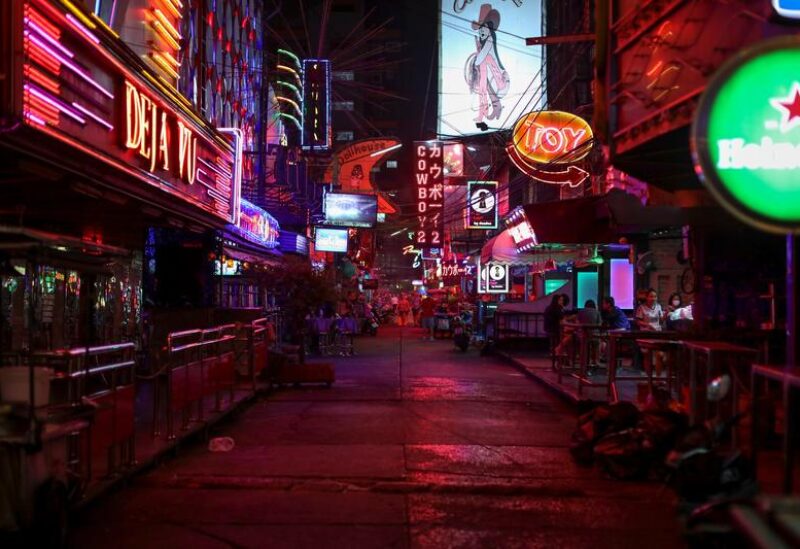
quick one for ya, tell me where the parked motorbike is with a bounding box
[665,374,758,547]
[452,311,473,351]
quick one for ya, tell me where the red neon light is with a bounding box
[24,64,60,94]
[25,7,60,38]
[26,40,62,74]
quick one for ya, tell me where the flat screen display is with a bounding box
[314,228,349,253]
[324,192,378,228]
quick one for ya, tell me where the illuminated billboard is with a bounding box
[323,192,378,228]
[439,2,544,136]
[314,228,349,253]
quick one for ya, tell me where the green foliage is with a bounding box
[260,257,336,334]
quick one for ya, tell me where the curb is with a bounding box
[495,351,581,407]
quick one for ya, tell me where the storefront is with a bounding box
[0,0,238,353]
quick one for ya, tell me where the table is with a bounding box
[751,364,800,494]
[684,341,759,426]
[607,330,678,401]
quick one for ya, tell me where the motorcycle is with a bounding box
[452,310,473,351]
[664,374,759,547]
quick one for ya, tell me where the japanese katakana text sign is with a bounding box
[414,141,445,250]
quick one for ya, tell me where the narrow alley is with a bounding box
[69,328,682,549]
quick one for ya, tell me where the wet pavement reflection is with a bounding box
[69,327,682,548]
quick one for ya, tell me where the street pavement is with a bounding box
[68,326,683,549]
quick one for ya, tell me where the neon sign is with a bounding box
[692,37,800,233]
[504,207,537,252]
[414,141,444,250]
[14,1,237,223]
[235,199,279,248]
[302,59,332,151]
[510,111,593,165]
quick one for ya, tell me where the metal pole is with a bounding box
[787,235,799,366]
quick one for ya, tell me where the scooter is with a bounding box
[664,374,759,547]
[452,311,473,351]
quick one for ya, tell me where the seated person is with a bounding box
[555,300,600,357]
[601,296,630,331]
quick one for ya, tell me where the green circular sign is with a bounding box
[692,36,800,234]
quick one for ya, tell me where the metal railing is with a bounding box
[31,342,137,481]
[158,324,238,439]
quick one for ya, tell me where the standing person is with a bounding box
[411,293,421,327]
[635,289,664,332]
[419,295,437,341]
[544,293,566,359]
[398,294,411,326]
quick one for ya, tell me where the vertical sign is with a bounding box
[466,181,498,229]
[302,59,332,151]
[414,141,444,250]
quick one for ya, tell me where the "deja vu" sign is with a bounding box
[124,81,197,185]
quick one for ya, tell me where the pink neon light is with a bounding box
[65,13,100,44]
[71,102,113,130]
[24,110,47,126]
[609,259,635,309]
[24,84,86,124]
[25,19,74,59]
[26,33,113,99]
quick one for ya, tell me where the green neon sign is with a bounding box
[692,36,800,233]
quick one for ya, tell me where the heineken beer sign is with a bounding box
[692,37,800,233]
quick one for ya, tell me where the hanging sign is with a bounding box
[506,111,592,187]
[478,262,509,294]
[466,181,498,229]
[692,36,800,233]
[414,141,445,250]
[504,206,538,252]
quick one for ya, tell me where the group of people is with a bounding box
[544,288,694,360]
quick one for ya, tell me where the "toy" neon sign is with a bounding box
[124,81,196,184]
[511,111,593,165]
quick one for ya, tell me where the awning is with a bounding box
[521,189,685,245]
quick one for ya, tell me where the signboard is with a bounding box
[414,141,444,249]
[478,262,509,294]
[14,1,237,223]
[439,1,544,136]
[323,139,401,192]
[361,278,379,290]
[314,227,349,253]
[504,207,537,252]
[692,37,800,233]
[506,111,592,187]
[442,260,475,285]
[444,143,464,176]
[302,59,332,151]
[466,181,498,229]
[773,0,800,19]
[324,192,378,228]
[234,199,280,248]
[510,111,594,165]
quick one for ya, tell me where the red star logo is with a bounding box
[770,82,800,133]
